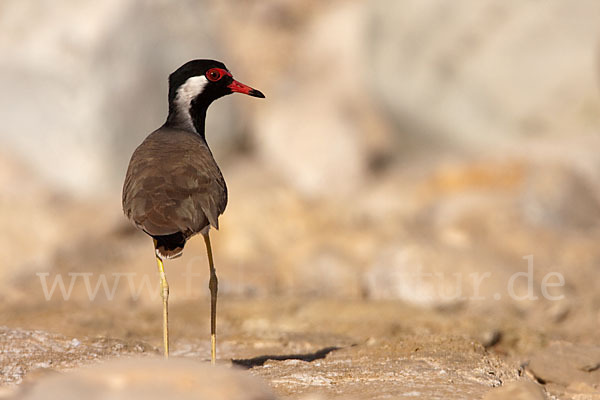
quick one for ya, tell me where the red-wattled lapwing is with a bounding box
[122,60,264,363]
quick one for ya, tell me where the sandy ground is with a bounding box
[0,298,516,399]
[1,292,598,398]
[1,151,599,399]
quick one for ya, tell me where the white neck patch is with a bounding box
[173,75,208,132]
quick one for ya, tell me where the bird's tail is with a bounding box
[153,232,186,259]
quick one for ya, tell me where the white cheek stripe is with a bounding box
[174,75,208,131]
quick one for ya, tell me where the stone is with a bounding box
[482,381,546,400]
[519,164,600,231]
[254,2,391,197]
[363,243,491,307]
[526,341,600,387]
[18,358,278,400]
[363,245,446,306]
[0,0,235,195]
[0,327,151,386]
[369,0,600,148]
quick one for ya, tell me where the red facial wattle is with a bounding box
[206,67,230,82]
[205,67,265,98]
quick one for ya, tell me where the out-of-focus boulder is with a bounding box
[520,163,600,230]
[362,157,600,307]
[369,0,600,147]
[0,0,236,195]
[18,357,278,400]
[526,341,600,388]
[482,381,546,400]
[254,2,393,197]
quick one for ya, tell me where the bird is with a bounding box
[122,59,265,363]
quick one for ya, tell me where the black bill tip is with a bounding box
[249,89,265,98]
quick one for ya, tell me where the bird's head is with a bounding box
[166,59,265,133]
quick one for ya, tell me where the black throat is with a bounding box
[165,97,210,140]
[190,96,212,139]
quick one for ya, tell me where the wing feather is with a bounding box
[122,127,228,238]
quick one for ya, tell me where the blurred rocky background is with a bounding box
[1,0,599,399]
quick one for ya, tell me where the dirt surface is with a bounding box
[1,144,600,399]
[1,299,515,399]
[1,293,598,399]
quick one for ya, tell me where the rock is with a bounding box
[287,247,362,298]
[0,327,151,386]
[519,164,600,231]
[526,341,600,387]
[250,335,509,399]
[369,0,600,147]
[480,330,502,349]
[482,381,546,400]
[363,245,446,306]
[255,2,391,197]
[0,0,235,195]
[363,243,495,307]
[18,358,277,400]
[565,381,600,398]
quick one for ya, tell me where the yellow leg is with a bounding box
[155,251,169,358]
[203,233,218,365]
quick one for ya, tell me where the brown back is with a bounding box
[122,127,227,238]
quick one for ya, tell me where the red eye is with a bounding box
[206,68,222,82]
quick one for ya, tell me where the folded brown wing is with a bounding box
[122,128,227,238]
